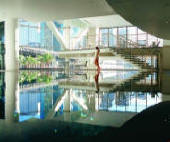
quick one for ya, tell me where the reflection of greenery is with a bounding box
[19,71,52,84]
[37,74,52,83]
[19,53,53,67]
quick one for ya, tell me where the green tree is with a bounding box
[26,56,38,68]
[41,54,53,68]
[43,54,53,63]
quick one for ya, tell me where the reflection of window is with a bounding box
[98,91,162,113]
[138,40,146,46]
[99,93,115,110]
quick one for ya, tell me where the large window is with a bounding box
[99,26,163,48]
[109,28,117,47]
[100,28,109,47]
[19,20,63,51]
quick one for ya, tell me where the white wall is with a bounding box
[161,71,170,94]
[163,40,170,46]
[161,46,170,70]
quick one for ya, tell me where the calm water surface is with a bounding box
[1,70,170,128]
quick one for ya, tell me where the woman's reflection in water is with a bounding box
[95,69,100,93]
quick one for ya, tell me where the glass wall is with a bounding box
[100,28,109,47]
[98,92,162,113]
[109,28,117,47]
[99,26,163,48]
[19,85,65,121]
[19,19,63,51]
[19,20,67,69]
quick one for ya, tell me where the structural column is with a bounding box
[5,18,19,71]
[161,46,170,70]
[87,27,96,48]
[5,71,19,122]
[63,25,71,49]
[64,59,70,74]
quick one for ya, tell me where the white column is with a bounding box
[63,26,71,49]
[72,28,88,48]
[64,59,70,74]
[5,71,18,122]
[87,27,96,48]
[5,18,19,71]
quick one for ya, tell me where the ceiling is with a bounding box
[0,0,169,39]
[81,15,132,27]
[0,0,115,21]
[106,0,170,39]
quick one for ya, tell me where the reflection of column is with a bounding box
[5,18,19,71]
[64,59,70,74]
[115,92,120,105]
[95,93,99,111]
[64,90,70,112]
[15,79,20,118]
[64,90,71,121]
[88,94,96,112]
[5,71,18,122]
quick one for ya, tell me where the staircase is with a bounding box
[106,38,157,70]
[101,33,156,70]
[113,48,153,69]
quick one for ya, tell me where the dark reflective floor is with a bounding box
[0,70,170,141]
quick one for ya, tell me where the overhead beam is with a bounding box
[46,22,67,49]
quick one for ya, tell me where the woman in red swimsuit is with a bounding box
[94,47,100,93]
[94,47,100,72]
